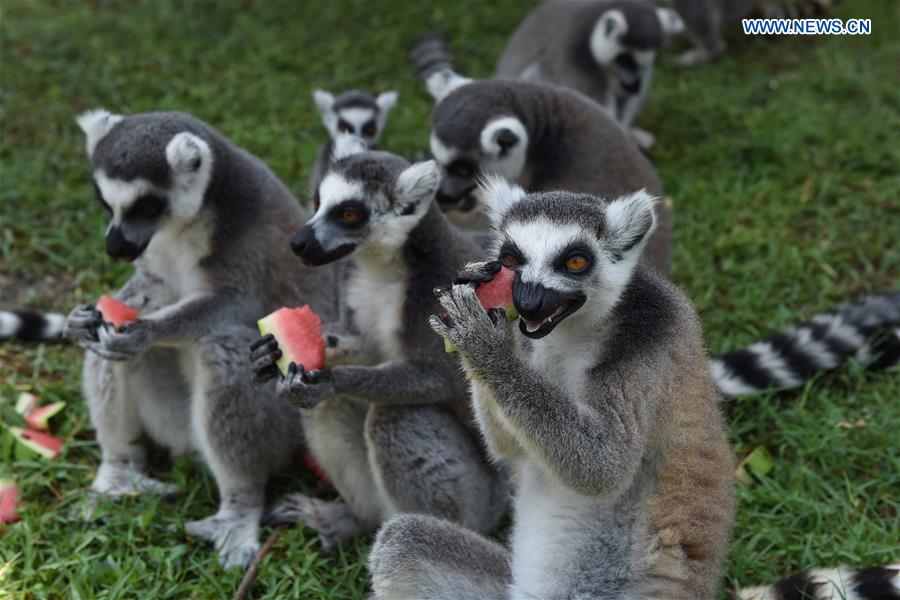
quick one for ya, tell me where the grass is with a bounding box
[1,0,897,598]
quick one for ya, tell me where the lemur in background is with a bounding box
[738,564,900,599]
[496,0,685,149]
[308,89,398,198]
[250,137,507,552]
[62,109,333,569]
[669,0,838,66]
[410,40,674,274]
[370,179,735,599]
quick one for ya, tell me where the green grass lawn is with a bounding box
[1,1,897,598]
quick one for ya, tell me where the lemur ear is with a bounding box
[332,133,368,160]
[376,91,398,113]
[394,160,439,214]
[313,89,335,115]
[76,108,124,157]
[478,174,526,226]
[604,190,658,261]
[166,132,210,174]
[480,116,528,158]
[591,10,627,63]
[656,8,685,36]
[425,68,473,102]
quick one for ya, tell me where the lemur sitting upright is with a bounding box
[369,178,734,600]
[496,0,685,149]
[250,137,507,552]
[62,109,333,569]
[308,89,398,198]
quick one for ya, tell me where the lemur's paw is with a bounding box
[91,462,180,499]
[265,493,361,553]
[277,363,335,409]
[63,303,102,345]
[218,530,260,570]
[250,333,281,384]
[452,260,502,287]
[430,284,511,357]
[94,319,155,360]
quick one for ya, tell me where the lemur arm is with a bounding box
[141,290,246,345]
[331,361,458,406]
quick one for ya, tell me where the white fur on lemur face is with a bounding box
[313,90,398,145]
[293,137,439,266]
[483,177,657,337]
[77,109,214,261]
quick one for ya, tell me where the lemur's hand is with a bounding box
[277,363,335,409]
[250,334,282,384]
[92,319,156,361]
[429,284,512,360]
[64,304,103,346]
[452,260,502,287]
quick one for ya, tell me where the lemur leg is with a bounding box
[83,350,184,499]
[185,326,303,569]
[267,397,384,552]
[369,514,511,600]
[366,405,507,534]
[673,0,726,66]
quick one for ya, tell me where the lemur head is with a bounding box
[291,135,439,266]
[427,77,529,212]
[587,2,683,94]
[313,89,398,146]
[480,177,657,339]
[76,109,215,261]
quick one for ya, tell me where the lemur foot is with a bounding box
[91,461,180,498]
[630,128,656,151]
[264,493,362,554]
[184,514,261,570]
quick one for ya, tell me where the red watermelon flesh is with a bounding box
[302,452,331,485]
[97,295,139,330]
[8,427,63,459]
[24,402,67,431]
[257,305,325,375]
[445,266,518,353]
[0,479,19,525]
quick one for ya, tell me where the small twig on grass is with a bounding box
[234,526,285,600]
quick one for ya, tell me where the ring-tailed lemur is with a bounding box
[409,54,674,274]
[63,109,333,569]
[737,564,900,600]
[669,0,837,66]
[370,178,734,599]
[249,137,507,552]
[0,311,65,341]
[496,0,685,149]
[308,89,398,199]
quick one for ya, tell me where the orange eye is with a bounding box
[341,209,361,225]
[337,120,352,133]
[451,163,473,178]
[500,254,520,267]
[565,254,590,272]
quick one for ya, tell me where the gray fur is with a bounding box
[256,148,508,550]
[429,78,672,274]
[65,109,333,569]
[373,185,733,599]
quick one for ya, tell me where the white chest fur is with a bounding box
[345,254,407,361]
[525,329,595,398]
[140,217,212,297]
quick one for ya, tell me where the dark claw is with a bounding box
[433,286,450,298]
[439,311,453,327]
[487,307,507,324]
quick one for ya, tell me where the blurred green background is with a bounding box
[1,1,897,598]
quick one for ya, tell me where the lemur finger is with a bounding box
[454,260,502,285]
[250,334,276,352]
[254,365,280,385]
[428,314,451,337]
[487,307,508,325]
[302,368,333,385]
[249,341,281,364]
[251,349,281,376]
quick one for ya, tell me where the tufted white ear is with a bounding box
[76,108,124,157]
[590,9,627,64]
[332,133,368,160]
[425,68,473,102]
[376,90,398,114]
[166,132,213,218]
[478,174,526,226]
[313,89,335,115]
[604,189,657,260]
[656,7,685,36]
[394,160,439,214]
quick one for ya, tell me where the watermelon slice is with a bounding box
[0,479,19,525]
[96,294,139,330]
[302,452,330,485]
[14,393,38,416]
[257,305,325,375]
[7,427,63,460]
[15,393,66,432]
[445,266,519,353]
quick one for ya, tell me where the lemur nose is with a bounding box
[513,280,565,321]
[290,227,314,256]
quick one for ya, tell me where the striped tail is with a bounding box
[755,0,837,20]
[737,564,900,599]
[410,35,456,81]
[0,310,66,342]
[711,291,900,398]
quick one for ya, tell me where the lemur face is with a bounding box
[291,138,438,266]
[314,89,398,146]
[429,115,529,212]
[481,178,657,338]
[590,6,682,95]
[76,110,213,261]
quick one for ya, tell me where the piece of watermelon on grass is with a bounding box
[445,266,519,353]
[0,479,19,525]
[257,305,325,375]
[7,427,63,460]
[15,393,66,432]
[96,294,140,330]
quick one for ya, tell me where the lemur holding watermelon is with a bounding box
[59,109,335,569]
